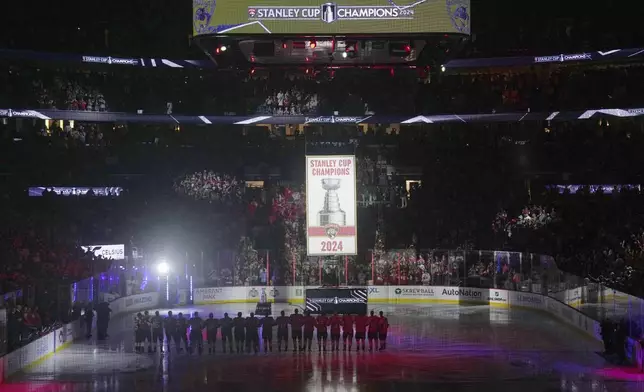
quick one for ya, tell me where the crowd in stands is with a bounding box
[525,186,644,297]
[1,64,109,111]
[35,73,107,111]
[0,193,125,352]
[252,74,321,115]
[174,171,244,203]
[3,61,644,116]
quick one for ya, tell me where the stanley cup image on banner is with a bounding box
[306,155,357,255]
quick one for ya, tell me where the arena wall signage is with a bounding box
[306,155,357,256]
[5,107,644,125]
[192,285,602,342]
[29,186,123,197]
[305,287,368,314]
[81,56,139,66]
[80,244,126,261]
[193,0,471,36]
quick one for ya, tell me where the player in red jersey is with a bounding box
[302,310,316,351]
[378,311,389,351]
[290,309,303,352]
[367,310,379,352]
[342,313,354,351]
[329,312,342,351]
[354,312,368,351]
[316,312,330,351]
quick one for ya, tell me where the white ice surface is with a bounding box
[11,303,644,392]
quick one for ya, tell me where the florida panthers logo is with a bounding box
[325,223,340,239]
[193,0,216,34]
[446,0,470,34]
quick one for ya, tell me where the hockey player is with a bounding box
[342,313,354,351]
[378,311,389,351]
[134,312,144,353]
[150,310,164,353]
[354,312,368,351]
[367,310,379,352]
[275,310,290,352]
[316,312,329,352]
[302,310,316,352]
[290,309,304,352]
[329,312,342,352]
[245,312,260,354]
[164,311,177,353]
[205,313,220,354]
[141,310,153,353]
[220,312,234,353]
[233,312,246,353]
[175,312,189,353]
[188,311,204,355]
[260,313,275,353]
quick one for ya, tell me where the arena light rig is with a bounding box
[156,261,170,276]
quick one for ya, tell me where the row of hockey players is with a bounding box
[133,309,389,354]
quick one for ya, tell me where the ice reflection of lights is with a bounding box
[489,309,510,324]
[161,351,170,385]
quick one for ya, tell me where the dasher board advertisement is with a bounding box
[306,155,357,256]
[193,0,471,36]
[305,288,367,314]
[80,244,125,260]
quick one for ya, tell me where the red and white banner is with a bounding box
[306,155,357,255]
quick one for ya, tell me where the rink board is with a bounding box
[193,286,510,307]
[193,285,600,341]
[1,292,161,383]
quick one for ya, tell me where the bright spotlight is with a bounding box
[157,262,170,275]
[441,65,446,72]
[220,45,227,52]
[341,52,348,58]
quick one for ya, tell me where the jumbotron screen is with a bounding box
[193,0,470,36]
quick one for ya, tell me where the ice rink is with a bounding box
[4,303,644,392]
[580,298,644,326]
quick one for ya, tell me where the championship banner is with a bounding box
[306,155,357,256]
[193,0,470,36]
